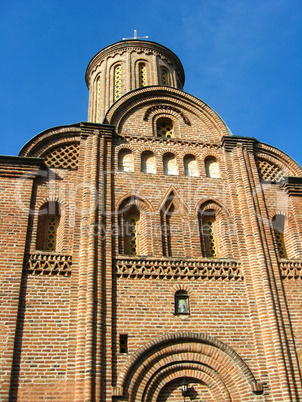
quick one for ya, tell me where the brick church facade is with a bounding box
[0,39,302,401]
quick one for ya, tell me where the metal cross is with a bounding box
[123,30,148,40]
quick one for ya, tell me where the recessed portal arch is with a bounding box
[113,332,262,401]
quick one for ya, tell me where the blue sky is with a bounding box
[0,0,301,165]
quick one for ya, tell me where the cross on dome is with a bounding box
[123,30,148,40]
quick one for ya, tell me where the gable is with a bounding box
[104,86,230,143]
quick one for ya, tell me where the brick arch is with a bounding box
[156,146,179,158]
[169,284,192,294]
[19,125,82,157]
[36,196,67,215]
[137,146,157,155]
[104,87,229,141]
[203,149,222,158]
[144,104,190,125]
[152,112,180,139]
[196,199,230,218]
[268,209,289,221]
[160,187,189,215]
[256,143,302,177]
[255,151,293,177]
[116,194,154,214]
[145,364,231,402]
[178,150,200,159]
[114,332,261,401]
[115,143,136,153]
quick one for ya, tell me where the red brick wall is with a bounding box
[0,164,39,400]
[16,275,73,401]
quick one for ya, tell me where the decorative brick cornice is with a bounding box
[279,260,302,279]
[0,156,44,178]
[115,257,242,280]
[24,253,72,276]
[280,176,302,196]
[221,135,257,152]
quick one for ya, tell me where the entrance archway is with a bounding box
[113,332,263,401]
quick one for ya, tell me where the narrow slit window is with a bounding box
[139,63,146,87]
[161,67,169,85]
[45,216,59,251]
[36,201,61,252]
[125,215,139,255]
[272,215,287,258]
[119,334,128,353]
[274,230,287,258]
[114,64,122,101]
[203,216,218,258]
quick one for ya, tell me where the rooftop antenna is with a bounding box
[123,30,148,40]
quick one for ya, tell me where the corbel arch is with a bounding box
[114,332,262,401]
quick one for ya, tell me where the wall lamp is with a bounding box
[182,377,189,399]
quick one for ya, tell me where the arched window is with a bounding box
[163,153,177,175]
[141,151,156,174]
[272,215,287,258]
[156,118,173,139]
[184,154,198,177]
[36,201,61,252]
[118,197,151,257]
[118,149,134,172]
[161,191,184,257]
[200,210,218,258]
[114,64,122,101]
[138,63,146,87]
[161,67,169,86]
[205,156,220,178]
[175,290,189,314]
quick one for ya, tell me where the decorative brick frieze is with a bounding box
[115,257,242,280]
[280,260,302,279]
[24,253,72,276]
[119,133,220,150]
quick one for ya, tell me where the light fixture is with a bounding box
[182,377,189,397]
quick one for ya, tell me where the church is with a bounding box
[0,37,301,401]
